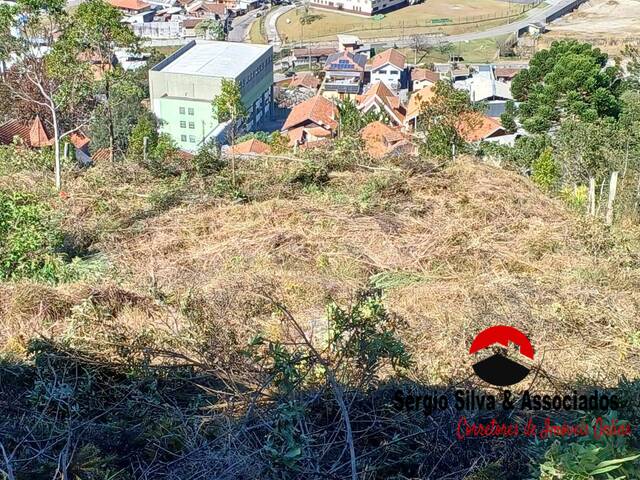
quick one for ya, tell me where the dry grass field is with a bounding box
[277,0,528,42]
[2,155,639,389]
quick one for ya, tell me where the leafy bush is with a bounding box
[532,413,640,479]
[193,140,224,176]
[532,147,559,192]
[286,160,329,187]
[0,190,65,281]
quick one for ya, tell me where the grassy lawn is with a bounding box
[248,15,267,44]
[398,35,518,65]
[277,0,532,43]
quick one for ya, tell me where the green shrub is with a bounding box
[532,412,640,479]
[532,147,559,192]
[0,190,65,281]
[286,160,329,187]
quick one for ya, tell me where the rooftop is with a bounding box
[153,40,272,78]
[369,49,405,70]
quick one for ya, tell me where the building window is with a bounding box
[188,108,194,115]
[179,107,185,114]
[189,135,196,143]
[180,121,186,128]
[181,134,187,141]
[189,122,195,129]
[379,70,387,74]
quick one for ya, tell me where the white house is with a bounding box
[454,74,513,117]
[368,48,406,91]
[311,0,405,15]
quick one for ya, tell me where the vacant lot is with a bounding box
[541,0,640,53]
[277,0,529,42]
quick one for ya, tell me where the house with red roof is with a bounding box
[355,81,406,127]
[0,116,93,163]
[321,51,368,100]
[368,49,406,91]
[282,95,338,147]
[410,68,441,91]
[0,116,53,148]
[457,113,509,143]
[227,138,271,156]
[360,121,415,159]
[107,0,151,15]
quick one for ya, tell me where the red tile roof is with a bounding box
[356,81,406,124]
[369,48,406,70]
[187,1,227,16]
[69,132,90,150]
[289,72,320,90]
[405,85,436,123]
[457,113,505,142]
[0,116,53,148]
[229,139,271,155]
[108,0,150,11]
[360,121,408,158]
[495,67,522,79]
[411,68,440,84]
[182,18,204,28]
[282,95,338,132]
[91,147,112,162]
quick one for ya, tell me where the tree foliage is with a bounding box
[195,18,225,40]
[337,97,387,137]
[416,81,479,159]
[512,40,623,133]
[0,190,64,281]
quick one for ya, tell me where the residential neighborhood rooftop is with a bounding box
[152,40,271,78]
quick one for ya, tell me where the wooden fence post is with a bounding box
[588,177,595,216]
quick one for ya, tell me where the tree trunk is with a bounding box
[52,112,61,191]
[105,75,115,162]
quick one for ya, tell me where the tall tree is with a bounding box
[59,0,139,161]
[337,97,386,137]
[512,40,623,133]
[195,18,225,41]
[500,100,517,134]
[212,79,247,185]
[416,81,479,159]
[0,0,94,190]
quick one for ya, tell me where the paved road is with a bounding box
[265,4,296,47]
[228,9,264,42]
[425,0,583,46]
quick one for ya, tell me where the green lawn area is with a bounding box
[399,35,518,65]
[277,0,532,43]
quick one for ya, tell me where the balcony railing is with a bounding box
[322,78,362,94]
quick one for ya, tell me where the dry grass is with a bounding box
[2,156,639,391]
[277,0,527,42]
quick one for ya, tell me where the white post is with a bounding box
[605,171,619,226]
[588,177,595,216]
[143,136,148,163]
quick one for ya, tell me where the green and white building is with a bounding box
[149,40,273,152]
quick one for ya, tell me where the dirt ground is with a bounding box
[541,0,640,53]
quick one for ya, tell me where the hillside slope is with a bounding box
[2,156,639,387]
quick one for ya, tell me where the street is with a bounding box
[228,8,263,42]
